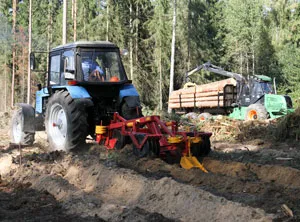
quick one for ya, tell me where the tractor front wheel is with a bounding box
[245,104,268,120]
[45,91,88,151]
[10,109,35,145]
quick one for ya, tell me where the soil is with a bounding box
[1,112,300,221]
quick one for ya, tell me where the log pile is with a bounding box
[169,78,236,109]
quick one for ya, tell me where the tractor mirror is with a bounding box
[30,53,35,70]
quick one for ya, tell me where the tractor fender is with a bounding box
[119,84,141,108]
[51,86,91,99]
[16,103,35,133]
[119,84,139,99]
[36,88,50,114]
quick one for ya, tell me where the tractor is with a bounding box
[10,41,212,171]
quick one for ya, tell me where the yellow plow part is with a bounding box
[180,156,208,173]
[180,136,208,173]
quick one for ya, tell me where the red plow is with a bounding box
[95,113,212,172]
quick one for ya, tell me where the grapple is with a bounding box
[95,113,212,172]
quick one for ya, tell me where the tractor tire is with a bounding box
[245,104,268,121]
[45,90,88,151]
[121,102,143,120]
[132,133,150,158]
[10,109,35,145]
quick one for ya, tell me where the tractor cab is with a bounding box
[49,41,128,86]
[237,75,274,106]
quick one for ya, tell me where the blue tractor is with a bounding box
[11,41,143,151]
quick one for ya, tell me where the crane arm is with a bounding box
[186,62,244,82]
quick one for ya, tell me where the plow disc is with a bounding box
[95,113,212,172]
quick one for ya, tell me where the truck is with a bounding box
[10,41,212,171]
[169,62,294,120]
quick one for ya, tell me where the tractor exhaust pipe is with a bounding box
[273,77,277,94]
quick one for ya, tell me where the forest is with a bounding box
[1,0,300,112]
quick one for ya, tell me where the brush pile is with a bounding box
[178,109,300,142]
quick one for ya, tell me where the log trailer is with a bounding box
[10,41,211,171]
[169,62,294,120]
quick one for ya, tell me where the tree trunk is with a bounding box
[106,0,109,41]
[22,47,25,102]
[62,0,68,44]
[159,41,162,111]
[159,8,163,111]
[168,0,177,113]
[11,0,17,108]
[240,52,243,75]
[4,23,8,112]
[27,0,32,104]
[73,0,77,41]
[246,52,249,74]
[187,0,191,70]
[252,48,255,75]
[135,3,139,64]
[129,1,133,80]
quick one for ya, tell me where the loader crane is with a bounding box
[169,62,294,120]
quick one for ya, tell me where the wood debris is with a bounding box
[281,204,294,217]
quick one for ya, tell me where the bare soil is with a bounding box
[1,112,300,221]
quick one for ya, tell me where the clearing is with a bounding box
[0,111,299,221]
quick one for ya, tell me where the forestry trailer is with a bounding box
[10,41,211,171]
[169,62,294,120]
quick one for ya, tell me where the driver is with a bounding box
[82,59,105,81]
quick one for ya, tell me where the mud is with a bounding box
[0,145,272,222]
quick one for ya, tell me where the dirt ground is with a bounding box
[1,112,300,221]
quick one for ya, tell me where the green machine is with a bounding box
[185,62,294,120]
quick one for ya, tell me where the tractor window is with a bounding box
[252,82,264,98]
[50,55,61,85]
[260,82,273,94]
[81,51,126,82]
[62,50,75,83]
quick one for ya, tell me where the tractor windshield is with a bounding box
[260,82,273,94]
[81,51,126,82]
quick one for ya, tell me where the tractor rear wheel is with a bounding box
[10,109,35,145]
[121,102,143,120]
[45,91,88,151]
[245,104,268,120]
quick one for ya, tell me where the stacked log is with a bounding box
[169,78,236,109]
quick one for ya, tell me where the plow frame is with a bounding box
[95,113,212,159]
